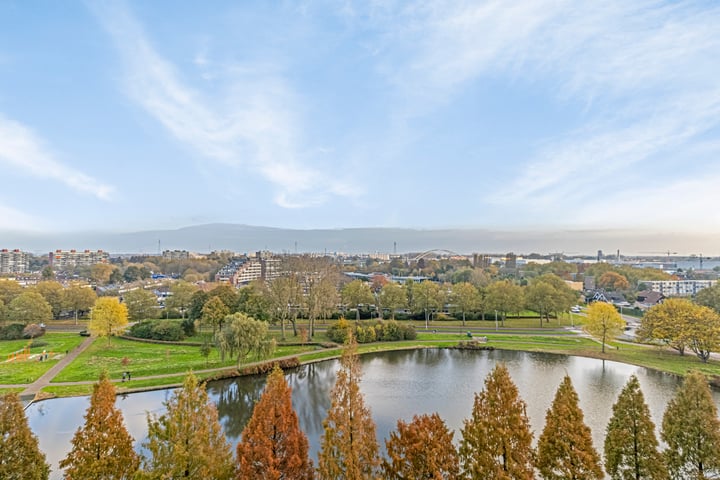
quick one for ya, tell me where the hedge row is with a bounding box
[326,319,417,344]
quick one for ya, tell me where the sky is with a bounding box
[1,0,720,238]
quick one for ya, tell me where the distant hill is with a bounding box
[1,223,716,256]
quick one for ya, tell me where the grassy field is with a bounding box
[0,333,87,384]
[52,337,321,383]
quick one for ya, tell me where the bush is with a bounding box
[22,324,46,339]
[326,318,353,343]
[325,319,416,344]
[181,317,196,337]
[150,320,185,341]
[29,339,48,348]
[129,321,154,339]
[129,320,186,341]
[0,323,25,340]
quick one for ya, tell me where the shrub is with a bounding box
[356,325,377,343]
[180,317,196,337]
[22,324,46,339]
[0,323,25,340]
[129,320,186,341]
[129,321,154,339]
[150,320,185,341]
[380,320,409,341]
[29,339,48,348]
[327,318,353,343]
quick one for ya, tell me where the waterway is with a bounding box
[26,349,718,479]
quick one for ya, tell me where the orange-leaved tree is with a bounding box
[0,393,50,480]
[460,363,534,479]
[60,371,139,479]
[383,412,459,479]
[236,365,314,479]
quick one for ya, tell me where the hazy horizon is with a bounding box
[1,223,718,257]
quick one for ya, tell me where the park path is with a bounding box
[18,336,95,404]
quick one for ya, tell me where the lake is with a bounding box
[26,349,717,479]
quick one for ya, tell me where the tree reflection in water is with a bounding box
[207,363,335,444]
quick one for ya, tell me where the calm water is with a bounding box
[26,349,719,479]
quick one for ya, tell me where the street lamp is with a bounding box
[495,310,498,331]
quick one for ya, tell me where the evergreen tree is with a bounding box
[459,363,534,479]
[0,393,50,480]
[537,375,603,480]
[237,365,314,479]
[661,371,720,479]
[60,371,139,479]
[318,337,380,479]
[139,372,236,479]
[604,375,667,480]
[383,412,459,480]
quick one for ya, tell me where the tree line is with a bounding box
[3,337,720,479]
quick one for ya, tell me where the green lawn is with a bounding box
[53,337,321,383]
[0,333,87,384]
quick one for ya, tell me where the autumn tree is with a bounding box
[63,283,97,324]
[451,282,480,326]
[318,337,380,479]
[139,372,236,479]
[0,393,50,480]
[485,280,524,325]
[383,413,459,480]
[341,279,374,321]
[268,274,303,339]
[60,371,139,479]
[536,375,603,480]
[604,375,667,480]
[123,288,159,321]
[8,291,52,325]
[526,274,577,326]
[685,304,720,362]
[0,280,23,305]
[166,281,198,318]
[33,281,65,318]
[379,282,406,320]
[215,312,275,366]
[661,371,720,479]
[413,280,443,329]
[695,282,720,313]
[237,365,314,479]
[90,263,116,285]
[638,298,720,361]
[459,364,534,479]
[584,301,625,353]
[88,297,129,339]
[200,295,229,337]
[305,264,340,337]
[598,271,631,291]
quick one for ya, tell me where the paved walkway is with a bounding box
[18,336,95,403]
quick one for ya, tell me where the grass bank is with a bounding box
[0,333,87,384]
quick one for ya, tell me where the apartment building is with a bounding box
[0,249,29,274]
[640,279,717,297]
[49,249,110,271]
[162,249,190,260]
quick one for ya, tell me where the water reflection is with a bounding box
[25,349,719,480]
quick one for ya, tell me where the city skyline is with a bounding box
[2,1,720,239]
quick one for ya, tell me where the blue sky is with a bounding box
[1,0,720,235]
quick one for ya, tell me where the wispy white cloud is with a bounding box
[367,0,720,224]
[0,115,115,200]
[91,1,355,209]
